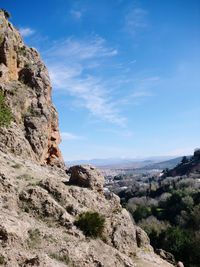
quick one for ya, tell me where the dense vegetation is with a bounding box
[75,211,105,238]
[0,91,12,127]
[116,151,200,267]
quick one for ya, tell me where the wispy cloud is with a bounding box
[70,9,82,19]
[125,7,148,34]
[19,27,35,37]
[61,132,84,141]
[45,36,126,126]
[45,37,118,60]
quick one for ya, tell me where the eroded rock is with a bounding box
[0,10,64,167]
[68,165,104,192]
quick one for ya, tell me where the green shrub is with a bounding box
[190,204,200,230]
[190,231,200,266]
[161,226,191,261]
[0,91,12,127]
[27,228,41,248]
[75,211,105,238]
[133,205,152,222]
[0,254,5,265]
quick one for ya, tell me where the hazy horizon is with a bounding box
[66,154,187,163]
[3,0,200,160]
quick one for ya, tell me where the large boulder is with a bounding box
[68,165,104,192]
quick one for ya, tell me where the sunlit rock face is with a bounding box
[0,10,64,167]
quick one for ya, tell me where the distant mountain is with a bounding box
[67,156,177,168]
[143,156,184,170]
[67,158,134,167]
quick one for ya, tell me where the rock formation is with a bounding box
[68,165,104,192]
[0,10,174,267]
[0,9,63,167]
[0,151,174,266]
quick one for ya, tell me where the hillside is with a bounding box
[143,157,184,170]
[115,149,200,267]
[163,149,200,177]
[0,10,173,267]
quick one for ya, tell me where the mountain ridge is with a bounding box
[67,156,177,167]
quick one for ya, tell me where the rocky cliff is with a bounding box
[0,9,63,167]
[0,10,174,267]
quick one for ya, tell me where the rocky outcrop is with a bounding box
[68,165,104,192]
[0,10,63,167]
[155,249,175,265]
[0,150,174,267]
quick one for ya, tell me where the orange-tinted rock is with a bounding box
[0,10,64,167]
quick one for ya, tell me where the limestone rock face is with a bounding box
[0,10,63,167]
[68,165,104,191]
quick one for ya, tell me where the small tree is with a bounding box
[75,211,105,238]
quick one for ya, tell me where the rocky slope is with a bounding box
[0,150,173,267]
[0,9,63,167]
[0,10,174,267]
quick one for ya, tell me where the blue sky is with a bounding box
[2,0,200,160]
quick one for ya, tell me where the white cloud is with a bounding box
[45,37,126,126]
[45,37,118,60]
[19,27,35,37]
[70,9,82,19]
[49,67,126,126]
[125,7,148,34]
[61,132,83,141]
